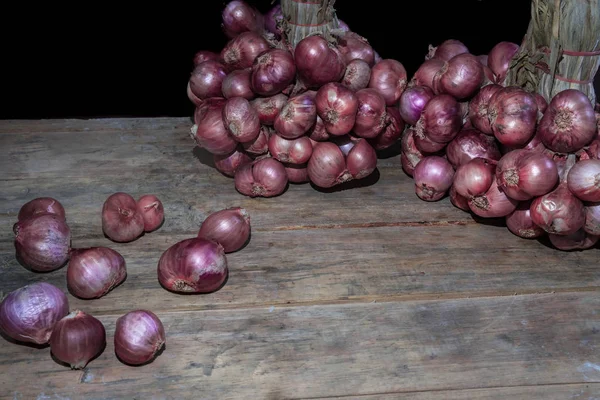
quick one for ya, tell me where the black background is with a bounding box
[2,1,547,119]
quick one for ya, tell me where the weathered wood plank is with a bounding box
[0,117,191,134]
[0,293,598,400]
[321,384,600,400]
[1,222,598,316]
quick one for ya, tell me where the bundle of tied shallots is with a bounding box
[187,0,406,197]
[399,39,600,251]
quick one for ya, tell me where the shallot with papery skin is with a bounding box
[496,149,559,201]
[192,98,238,155]
[198,207,251,253]
[436,53,484,100]
[214,147,253,176]
[488,86,538,147]
[14,213,71,272]
[367,59,407,106]
[548,229,599,251]
[242,126,271,156]
[337,32,375,66]
[468,180,519,218]
[505,201,546,239]
[102,192,144,243]
[452,157,496,199]
[398,85,435,126]
[268,133,313,164]
[342,59,371,91]
[193,50,220,67]
[251,49,296,96]
[316,82,359,136]
[411,58,445,90]
[157,237,228,293]
[307,142,351,188]
[187,82,203,106]
[221,31,270,71]
[445,128,502,168]
[567,159,600,202]
[234,157,288,197]
[414,131,447,154]
[274,92,317,139]
[537,89,597,153]
[413,156,455,201]
[426,39,469,62]
[530,155,585,235]
[223,97,260,143]
[584,202,600,235]
[222,68,254,100]
[468,84,502,134]
[400,128,425,177]
[264,3,283,37]
[353,88,387,138]
[221,0,264,38]
[369,107,405,150]
[345,138,377,179]
[415,94,462,144]
[114,310,166,366]
[0,282,69,345]
[284,163,310,183]
[449,185,471,211]
[50,310,106,369]
[67,247,126,299]
[251,93,287,125]
[500,133,547,155]
[189,61,227,100]
[295,35,346,88]
[307,115,329,142]
[487,41,519,84]
[18,197,66,221]
[137,195,164,232]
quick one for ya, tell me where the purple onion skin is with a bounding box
[18,197,66,222]
[198,208,251,253]
[13,213,71,272]
[157,238,228,294]
[0,282,69,345]
[67,247,127,299]
[413,156,455,201]
[114,310,166,366]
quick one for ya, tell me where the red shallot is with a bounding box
[157,237,228,293]
[223,96,260,143]
[367,59,407,105]
[198,207,251,253]
[114,310,166,366]
[315,82,359,136]
[18,197,66,221]
[192,98,238,155]
[412,156,455,201]
[67,247,127,299]
[234,157,288,197]
[102,192,144,243]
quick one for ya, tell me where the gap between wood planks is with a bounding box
[294,382,600,400]
[78,286,600,318]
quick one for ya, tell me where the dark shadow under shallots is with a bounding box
[310,168,381,194]
[115,343,167,368]
[375,141,402,159]
[192,146,216,169]
[0,330,49,349]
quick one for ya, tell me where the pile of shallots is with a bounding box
[399,39,600,251]
[2,194,251,370]
[187,0,406,196]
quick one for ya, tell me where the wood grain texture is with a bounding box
[0,293,598,400]
[1,118,599,399]
[0,223,598,316]
[322,384,600,399]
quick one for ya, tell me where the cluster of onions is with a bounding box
[4,196,167,368]
[102,192,164,242]
[402,38,600,251]
[188,0,406,196]
[158,207,251,293]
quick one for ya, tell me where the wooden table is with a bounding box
[0,117,598,400]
